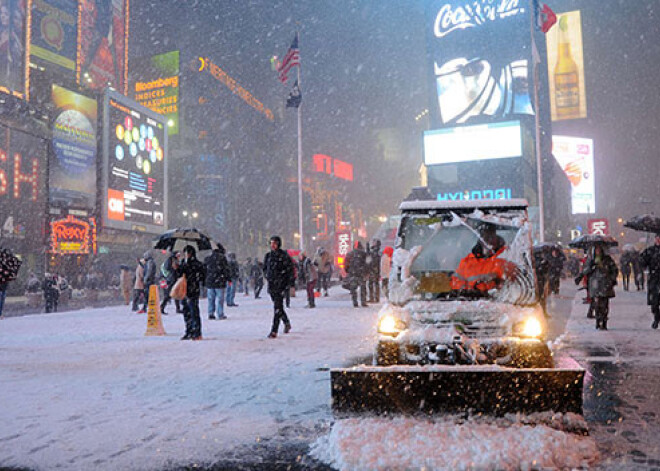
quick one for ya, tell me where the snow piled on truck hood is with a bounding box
[311,414,599,471]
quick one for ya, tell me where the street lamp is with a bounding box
[182,210,199,227]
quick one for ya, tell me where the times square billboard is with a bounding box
[101,89,168,233]
[424,0,548,203]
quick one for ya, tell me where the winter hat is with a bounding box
[383,246,394,257]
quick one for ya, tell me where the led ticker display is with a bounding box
[102,89,167,233]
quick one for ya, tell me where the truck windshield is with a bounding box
[399,212,537,305]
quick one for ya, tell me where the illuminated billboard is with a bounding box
[101,89,167,233]
[552,135,595,214]
[424,121,522,166]
[425,0,533,127]
[546,10,586,121]
[312,154,354,181]
[0,0,30,98]
[30,0,78,77]
[131,50,179,135]
[50,84,97,208]
[77,0,128,93]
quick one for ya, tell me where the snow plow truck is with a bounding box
[331,195,584,416]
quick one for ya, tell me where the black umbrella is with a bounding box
[624,214,660,234]
[0,248,22,283]
[568,234,618,249]
[153,227,215,252]
[533,242,561,254]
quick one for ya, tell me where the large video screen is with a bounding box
[424,121,522,165]
[546,10,587,121]
[552,135,595,214]
[78,0,128,93]
[425,0,533,127]
[0,0,28,97]
[50,85,97,209]
[30,0,78,78]
[102,90,167,233]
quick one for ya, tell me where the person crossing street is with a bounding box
[641,234,660,329]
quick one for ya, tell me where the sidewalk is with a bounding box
[558,289,660,470]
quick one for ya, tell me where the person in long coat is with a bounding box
[344,241,368,308]
[177,245,206,340]
[264,236,294,338]
[641,234,660,329]
[576,244,618,330]
[132,258,145,312]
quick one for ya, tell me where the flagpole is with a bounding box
[296,32,304,252]
[530,0,545,242]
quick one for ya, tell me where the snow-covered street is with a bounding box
[1,283,659,470]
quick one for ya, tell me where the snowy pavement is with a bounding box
[2,283,657,470]
[0,288,377,470]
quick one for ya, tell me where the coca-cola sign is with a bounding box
[434,0,525,38]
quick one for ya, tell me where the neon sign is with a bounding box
[437,187,512,201]
[434,0,525,38]
[0,149,40,201]
[198,56,274,121]
[49,215,97,254]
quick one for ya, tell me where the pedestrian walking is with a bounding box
[619,249,633,291]
[204,244,230,320]
[241,258,251,297]
[119,265,132,305]
[576,244,618,330]
[367,239,382,302]
[139,250,157,313]
[548,247,566,295]
[299,251,318,308]
[251,259,264,299]
[631,249,645,290]
[640,234,660,329]
[177,245,206,340]
[345,241,368,308]
[132,258,145,312]
[381,246,393,299]
[43,273,59,313]
[534,246,550,316]
[264,236,294,338]
[226,253,240,307]
[159,251,181,314]
[314,247,332,297]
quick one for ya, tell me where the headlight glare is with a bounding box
[378,315,406,336]
[519,317,543,338]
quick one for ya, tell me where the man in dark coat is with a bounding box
[533,247,550,316]
[139,250,157,313]
[576,244,618,330]
[631,249,645,290]
[345,241,368,308]
[159,251,181,314]
[178,245,207,340]
[226,253,240,307]
[251,259,264,299]
[547,247,566,295]
[204,244,230,320]
[640,234,660,329]
[367,239,382,303]
[619,249,633,291]
[264,235,294,338]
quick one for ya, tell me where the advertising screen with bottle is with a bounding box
[101,90,168,233]
[552,135,594,214]
[424,0,534,128]
[546,10,587,121]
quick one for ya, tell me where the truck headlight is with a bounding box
[515,317,543,338]
[378,315,407,337]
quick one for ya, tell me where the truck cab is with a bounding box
[376,198,552,368]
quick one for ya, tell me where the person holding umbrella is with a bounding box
[177,245,206,340]
[0,246,21,318]
[575,243,618,330]
[640,234,660,329]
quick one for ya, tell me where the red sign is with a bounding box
[50,215,97,254]
[588,218,610,236]
[312,154,353,182]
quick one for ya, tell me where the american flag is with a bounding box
[277,33,300,84]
